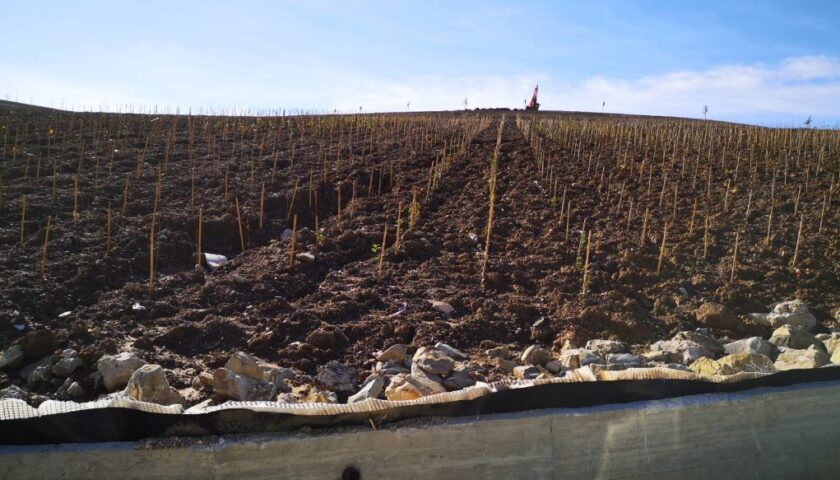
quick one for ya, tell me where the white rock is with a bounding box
[97,352,145,391]
[348,377,385,403]
[724,337,774,357]
[413,348,455,376]
[585,339,627,355]
[377,344,409,362]
[774,348,830,371]
[434,342,468,360]
[213,367,276,401]
[429,300,455,316]
[124,364,187,406]
[385,372,446,401]
[650,340,711,365]
[766,300,817,330]
[520,345,552,366]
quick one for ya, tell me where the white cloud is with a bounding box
[2,55,839,124]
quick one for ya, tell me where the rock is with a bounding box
[384,372,446,401]
[225,351,264,380]
[520,345,552,366]
[513,365,541,380]
[213,367,276,401]
[828,333,840,352]
[300,386,338,404]
[606,353,642,367]
[66,381,85,398]
[124,364,188,406]
[529,318,553,341]
[641,350,672,363]
[295,252,316,263]
[545,360,563,373]
[695,302,739,330]
[375,360,410,376]
[769,325,824,351]
[315,361,358,393]
[650,340,711,365]
[717,353,776,374]
[443,368,476,390]
[831,349,840,364]
[0,345,24,371]
[434,342,468,360]
[306,329,337,349]
[276,393,298,403]
[280,229,293,242]
[192,372,214,390]
[586,339,627,356]
[558,349,603,369]
[260,364,295,391]
[674,331,725,356]
[775,348,830,371]
[486,346,509,359]
[97,352,145,391]
[429,300,455,316]
[0,385,28,401]
[377,344,409,362]
[495,358,516,373]
[348,377,385,403]
[51,356,82,378]
[412,348,455,376]
[766,299,817,331]
[689,357,722,376]
[22,330,58,359]
[724,337,774,357]
[20,356,54,386]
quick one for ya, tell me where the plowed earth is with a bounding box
[0,102,837,403]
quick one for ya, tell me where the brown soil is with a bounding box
[0,102,837,402]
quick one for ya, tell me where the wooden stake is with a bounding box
[235,197,245,253]
[289,214,298,269]
[378,224,388,275]
[196,207,203,266]
[259,182,266,228]
[581,231,592,294]
[19,195,26,245]
[149,213,156,294]
[40,216,52,279]
[791,213,804,268]
[657,222,669,275]
[730,231,739,283]
[106,203,112,253]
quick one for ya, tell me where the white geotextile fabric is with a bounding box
[0,366,783,420]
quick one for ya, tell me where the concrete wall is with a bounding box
[1,381,839,479]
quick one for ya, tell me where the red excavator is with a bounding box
[525,85,540,111]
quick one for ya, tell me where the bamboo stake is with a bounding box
[395,201,403,248]
[286,177,299,222]
[730,231,739,283]
[149,213,156,294]
[689,198,697,235]
[289,214,297,269]
[235,198,245,253]
[791,213,804,268]
[19,195,26,245]
[639,207,650,248]
[259,182,266,228]
[703,216,711,259]
[818,193,828,234]
[196,207,203,266]
[657,222,669,275]
[106,203,112,253]
[378,224,388,275]
[40,216,52,279]
[581,231,592,294]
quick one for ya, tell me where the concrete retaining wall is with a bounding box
[2,380,839,479]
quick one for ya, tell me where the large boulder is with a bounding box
[97,352,145,391]
[385,372,446,401]
[766,300,817,331]
[0,345,24,371]
[717,353,776,374]
[347,376,385,403]
[774,348,830,371]
[724,337,774,357]
[213,367,276,401]
[520,345,552,366]
[674,331,725,356]
[124,364,187,406]
[769,325,824,351]
[650,340,711,365]
[413,348,455,376]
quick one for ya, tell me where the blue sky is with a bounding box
[2,1,840,125]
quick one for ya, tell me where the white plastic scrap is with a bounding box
[204,253,228,270]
